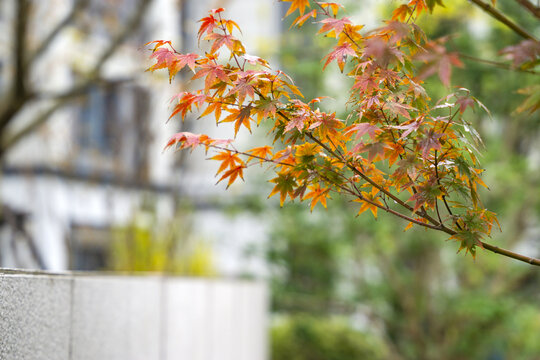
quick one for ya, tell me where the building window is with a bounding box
[68,224,110,271]
[76,82,150,181]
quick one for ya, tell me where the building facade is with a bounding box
[0,0,282,275]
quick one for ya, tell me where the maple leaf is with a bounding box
[283,0,311,16]
[425,0,445,12]
[386,101,414,120]
[364,37,403,67]
[192,63,229,92]
[227,75,255,104]
[247,146,273,164]
[284,107,310,133]
[291,9,317,28]
[391,120,421,140]
[516,85,540,114]
[384,142,404,167]
[309,112,344,138]
[222,105,253,136]
[407,180,442,212]
[450,230,483,258]
[170,53,199,76]
[242,54,270,68]
[147,47,176,71]
[345,123,379,140]
[323,43,357,72]
[409,0,428,15]
[317,2,345,17]
[269,171,297,206]
[164,132,209,151]
[197,9,224,40]
[392,5,412,22]
[303,184,331,211]
[217,165,246,188]
[145,40,172,52]
[147,49,199,81]
[455,96,475,114]
[198,16,217,40]
[318,17,352,38]
[211,151,244,174]
[352,74,379,94]
[295,143,319,164]
[253,98,279,124]
[415,38,463,87]
[169,92,207,120]
[353,141,389,162]
[418,129,442,159]
[394,154,420,181]
[356,191,383,218]
[500,40,540,69]
[205,33,237,54]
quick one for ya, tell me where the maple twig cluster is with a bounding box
[146,1,540,266]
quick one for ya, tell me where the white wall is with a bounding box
[0,270,269,360]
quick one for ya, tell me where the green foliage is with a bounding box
[271,315,387,360]
[108,205,216,276]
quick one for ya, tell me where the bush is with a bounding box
[271,315,387,360]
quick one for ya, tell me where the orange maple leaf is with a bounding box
[303,185,331,211]
[283,0,311,16]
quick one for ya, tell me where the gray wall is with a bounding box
[0,270,268,360]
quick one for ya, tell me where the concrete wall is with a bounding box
[0,270,268,360]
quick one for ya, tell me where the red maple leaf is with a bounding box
[323,43,357,72]
[418,129,442,158]
[318,17,353,37]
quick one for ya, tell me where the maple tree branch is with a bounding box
[206,144,291,167]
[314,1,362,50]
[481,242,540,266]
[459,53,540,75]
[338,180,445,231]
[468,0,538,40]
[378,107,434,221]
[433,151,446,225]
[513,0,540,19]
[305,132,446,229]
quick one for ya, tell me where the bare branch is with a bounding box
[0,1,32,131]
[0,0,154,158]
[25,0,90,69]
[0,101,65,157]
[459,52,540,75]
[514,0,540,19]
[14,0,30,97]
[469,0,538,41]
[91,0,152,75]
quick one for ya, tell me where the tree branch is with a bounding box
[469,0,538,40]
[25,0,90,70]
[459,53,540,75]
[91,0,152,75]
[0,0,153,158]
[513,0,540,19]
[0,0,31,131]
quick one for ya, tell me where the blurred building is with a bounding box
[0,0,281,274]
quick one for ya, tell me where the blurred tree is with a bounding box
[271,314,388,360]
[0,0,154,268]
[266,0,540,358]
[0,0,152,159]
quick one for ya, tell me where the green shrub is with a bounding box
[271,315,387,360]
